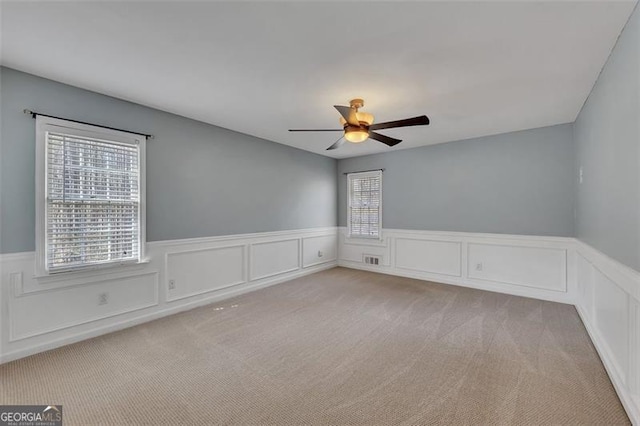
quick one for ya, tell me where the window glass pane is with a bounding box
[348,172,381,238]
[46,132,140,271]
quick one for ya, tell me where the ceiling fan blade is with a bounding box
[369,115,430,131]
[369,131,402,147]
[326,136,346,151]
[334,105,359,126]
[289,129,343,132]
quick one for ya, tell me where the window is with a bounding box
[36,116,145,274]
[347,170,382,239]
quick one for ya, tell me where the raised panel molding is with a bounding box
[395,238,462,277]
[166,245,246,302]
[574,240,640,425]
[632,301,640,410]
[576,252,595,319]
[9,272,159,341]
[338,227,572,303]
[593,267,629,381]
[467,243,567,292]
[303,234,337,268]
[250,238,301,281]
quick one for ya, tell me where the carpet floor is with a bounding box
[0,267,629,425]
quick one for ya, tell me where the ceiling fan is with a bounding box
[289,98,430,150]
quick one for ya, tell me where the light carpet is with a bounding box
[0,267,629,425]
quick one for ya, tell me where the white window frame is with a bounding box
[35,116,147,276]
[347,170,383,240]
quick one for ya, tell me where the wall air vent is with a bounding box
[363,255,381,265]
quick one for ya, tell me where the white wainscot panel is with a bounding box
[594,267,629,381]
[303,235,337,268]
[395,238,461,277]
[166,245,245,302]
[576,253,594,318]
[10,272,158,341]
[467,243,567,292]
[339,232,390,265]
[633,301,640,409]
[250,239,300,281]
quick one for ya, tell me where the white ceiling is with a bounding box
[1,1,636,158]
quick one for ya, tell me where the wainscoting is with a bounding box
[1,226,638,423]
[574,241,640,424]
[0,227,337,363]
[338,227,574,304]
[338,227,639,424]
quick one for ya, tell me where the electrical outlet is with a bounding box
[168,279,176,290]
[317,250,323,258]
[98,292,109,305]
[475,263,483,271]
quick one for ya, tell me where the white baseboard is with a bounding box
[0,227,338,364]
[338,260,572,304]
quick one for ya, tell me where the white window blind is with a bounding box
[44,130,141,272]
[348,171,382,239]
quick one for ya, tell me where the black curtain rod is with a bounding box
[343,168,385,175]
[23,109,154,139]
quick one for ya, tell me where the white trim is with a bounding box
[164,245,247,303]
[394,237,463,277]
[249,238,301,281]
[9,272,160,342]
[577,304,639,425]
[575,239,640,303]
[338,227,573,302]
[382,227,575,244]
[34,116,147,277]
[572,239,640,424]
[340,259,572,304]
[147,226,337,248]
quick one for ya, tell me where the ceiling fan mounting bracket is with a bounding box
[349,98,364,110]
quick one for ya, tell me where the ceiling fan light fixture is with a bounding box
[356,112,374,125]
[344,128,369,143]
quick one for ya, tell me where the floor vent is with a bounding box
[363,255,381,265]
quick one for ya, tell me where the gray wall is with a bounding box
[574,4,640,271]
[338,124,575,237]
[0,67,337,253]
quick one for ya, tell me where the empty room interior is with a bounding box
[1,1,639,424]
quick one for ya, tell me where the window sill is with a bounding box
[344,235,386,247]
[34,259,151,284]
